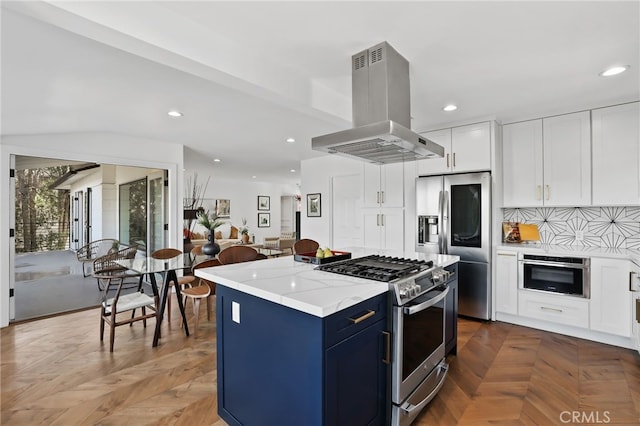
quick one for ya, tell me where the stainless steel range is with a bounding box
[316,255,454,426]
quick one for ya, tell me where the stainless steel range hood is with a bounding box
[312,42,444,164]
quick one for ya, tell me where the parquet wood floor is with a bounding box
[2,296,639,425]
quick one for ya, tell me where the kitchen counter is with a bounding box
[195,249,459,317]
[497,243,640,266]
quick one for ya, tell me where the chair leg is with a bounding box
[109,323,115,352]
[100,314,105,341]
[167,288,172,323]
[142,307,147,327]
[193,299,201,337]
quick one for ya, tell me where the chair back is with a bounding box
[192,258,222,293]
[191,245,205,257]
[151,248,182,259]
[218,246,258,264]
[293,239,319,255]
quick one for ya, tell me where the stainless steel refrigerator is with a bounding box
[416,172,491,320]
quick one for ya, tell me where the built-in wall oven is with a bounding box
[519,254,590,298]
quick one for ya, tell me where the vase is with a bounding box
[242,234,250,244]
[202,232,220,256]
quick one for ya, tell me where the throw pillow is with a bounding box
[229,226,238,239]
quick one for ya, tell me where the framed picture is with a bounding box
[258,212,270,228]
[307,193,321,217]
[215,199,231,218]
[257,195,270,211]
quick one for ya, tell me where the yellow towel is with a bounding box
[519,223,540,241]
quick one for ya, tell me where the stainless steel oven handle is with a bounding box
[400,362,448,414]
[520,260,588,269]
[403,286,450,315]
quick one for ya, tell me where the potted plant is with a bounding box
[239,218,250,244]
[197,210,225,256]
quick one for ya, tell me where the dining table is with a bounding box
[116,254,192,346]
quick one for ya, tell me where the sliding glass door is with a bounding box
[119,178,147,250]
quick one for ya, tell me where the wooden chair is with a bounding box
[190,258,222,322]
[179,282,210,337]
[77,238,119,277]
[150,248,196,322]
[218,245,258,264]
[96,268,158,352]
[293,239,320,255]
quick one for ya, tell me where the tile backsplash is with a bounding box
[502,207,640,249]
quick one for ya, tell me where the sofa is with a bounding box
[263,231,296,255]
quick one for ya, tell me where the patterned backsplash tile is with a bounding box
[502,207,640,249]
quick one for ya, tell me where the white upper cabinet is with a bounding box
[502,119,543,206]
[543,111,591,206]
[418,122,491,175]
[502,111,591,207]
[592,102,640,205]
[363,162,404,208]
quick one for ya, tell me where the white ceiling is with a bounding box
[2,1,638,185]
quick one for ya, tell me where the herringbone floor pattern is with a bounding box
[1,296,639,425]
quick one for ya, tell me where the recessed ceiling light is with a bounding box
[443,104,457,112]
[290,169,296,173]
[600,65,629,77]
[213,158,221,162]
[167,110,183,117]
[286,138,295,143]
[252,175,257,179]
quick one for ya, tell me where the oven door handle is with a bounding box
[403,286,450,315]
[520,260,588,269]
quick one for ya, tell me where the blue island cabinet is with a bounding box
[217,285,389,426]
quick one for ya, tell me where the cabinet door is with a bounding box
[363,210,383,249]
[325,319,387,426]
[451,122,491,172]
[363,162,382,208]
[590,257,632,337]
[543,111,591,206]
[592,102,640,205]
[417,128,452,175]
[381,208,404,252]
[502,120,543,206]
[495,251,519,315]
[380,163,405,207]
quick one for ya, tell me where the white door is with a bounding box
[332,174,362,250]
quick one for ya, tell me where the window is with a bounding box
[119,178,147,249]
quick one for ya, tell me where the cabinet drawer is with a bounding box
[324,293,388,348]
[518,291,589,328]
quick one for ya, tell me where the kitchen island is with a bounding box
[196,251,458,426]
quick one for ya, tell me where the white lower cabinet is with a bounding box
[362,208,404,252]
[590,257,632,337]
[518,291,589,328]
[495,251,518,315]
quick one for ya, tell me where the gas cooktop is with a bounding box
[315,255,434,282]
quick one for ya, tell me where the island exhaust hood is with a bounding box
[312,42,444,164]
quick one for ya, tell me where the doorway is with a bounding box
[11,155,168,322]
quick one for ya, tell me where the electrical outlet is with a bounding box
[575,230,584,242]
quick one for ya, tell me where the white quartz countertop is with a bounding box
[195,249,459,318]
[496,243,640,266]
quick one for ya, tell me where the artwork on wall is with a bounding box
[215,199,231,218]
[307,193,321,217]
[257,195,270,211]
[258,212,271,228]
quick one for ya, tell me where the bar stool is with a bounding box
[180,283,210,337]
[150,248,196,322]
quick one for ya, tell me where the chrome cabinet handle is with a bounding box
[376,191,380,204]
[349,309,375,324]
[453,152,456,167]
[545,185,550,200]
[540,306,563,313]
[536,185,542,200]
[382,331,391,364]
[446,153,450,168]
[380,214,385,226]
[381,191,385,204]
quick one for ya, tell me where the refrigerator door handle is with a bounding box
[441,190,449,254]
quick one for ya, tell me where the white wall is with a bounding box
[0,132,184,327]
[185,169,298,244]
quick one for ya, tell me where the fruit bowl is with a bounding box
[293,250,352,265]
